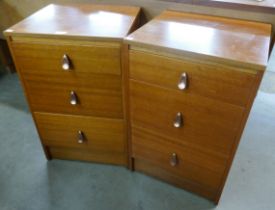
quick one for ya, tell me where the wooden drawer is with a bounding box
[129,50,256,106]
[130,80,245,156]
[132,126,227,191]
[12,40,121,76]
[34,112,126,158]
[49,147,126,165]
[134,159,217,201]
[25,77,123,118]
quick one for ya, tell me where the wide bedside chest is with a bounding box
[4,4,141,166]
[125,11,272,203]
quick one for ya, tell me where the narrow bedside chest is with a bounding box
[4,4,141,166]
[124,10,272,203]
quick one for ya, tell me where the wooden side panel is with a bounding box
[214,71,264,203]
[6,36,52,159]
[121,43,133,169]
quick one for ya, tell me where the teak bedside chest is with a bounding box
[125,11,271,203]
[4,4,141,166]
[4,4,272,204]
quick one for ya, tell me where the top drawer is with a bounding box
[129,50,257,107]
[11,40,121,76]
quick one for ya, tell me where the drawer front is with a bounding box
[130,80,245,156]
[49,147,127,165]
[34,112,125,154]
[134,159,217,201]
[129,50,256,106]
[132,126,227,190]
[12,41,121,76]
[25,78,123,118]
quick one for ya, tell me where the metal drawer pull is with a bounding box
[170,153,178,167]
[173,112,183,128]
[62,54,71,70]
[77,131,85,144]
[178,72,188,90]
[70,91,78,105]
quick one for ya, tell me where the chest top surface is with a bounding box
[125,10,272,70]
[4,4,140,40]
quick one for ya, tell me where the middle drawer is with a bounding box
[130,80,245,156]
[24,74,123,118]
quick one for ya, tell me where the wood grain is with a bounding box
[132,126,227,180]
[6,36,52,160]
[121,43,133,169]
[49,146,127,165]
[24,77,123,118]
[130,80,245,156]
[193,0,275,14]
[12,40,121,75]
[4,4,141,166]
[129,50,256,106]
[127,10,271,204]
[125,10,271,70]
[135,158,218,201]
[133,125,226,200]
[214,70,264,203]
[35,112,125,153]
[4,4,141,41]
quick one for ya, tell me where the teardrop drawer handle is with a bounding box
[62,54,71,70]
[178,72,188,90]
[70,91,78,105]
[173,112,183,128]
[170,153,178,167]
[77,130,85,144]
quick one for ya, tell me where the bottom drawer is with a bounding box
[49,146,126,165]
[34,112,126,165]
[135,159,217,201]
[132,126,227,198]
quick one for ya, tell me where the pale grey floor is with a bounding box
[0,49,275,209]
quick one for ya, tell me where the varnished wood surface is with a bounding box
[194,0,275,13]
[5,4,142,167]
[214,70,264,203]
[132,128,225,196]
[130,80,244,156]
[25,78,123,118]
[35,112,125,153]
[49,147,127,165]
[135,158,218,201]
[126,10,270,203]
[130,50,256,107]
[12,39,123,118]
[12,39,121,75]
[5,37,52,160]
[125,10,271,70]
[132,126,226,188]
[4,4,141,41]
[121,44,133,169]
[163,0,275,13]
